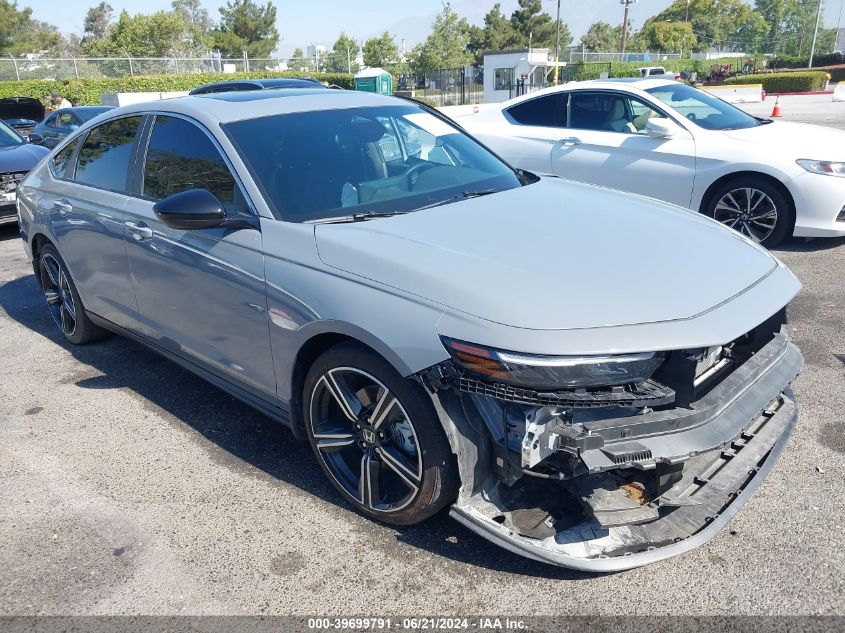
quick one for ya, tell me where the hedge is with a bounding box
[0,71,356,106]
[776,64,845,83]
[724,71,829,93]
[768,52,844,70]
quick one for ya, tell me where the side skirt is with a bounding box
[86,311,293,429]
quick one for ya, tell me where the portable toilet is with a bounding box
[354,67,393,95]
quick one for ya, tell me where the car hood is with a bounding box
[0,143,48,173]
[315,178,779,330]
[721,121,845,161]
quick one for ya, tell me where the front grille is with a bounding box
[1,172,26,195]
[452,375,675,409]
[836,204,845,223]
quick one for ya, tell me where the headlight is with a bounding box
[797,159,845,177]
[440,337,664,390]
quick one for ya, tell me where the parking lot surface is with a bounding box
[737,92,845,130]
[1,175,844,614]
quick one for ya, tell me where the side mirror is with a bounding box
[645,118,678,139]
[153,189,226,230]
[27,133,43,145]
[68,124,78,131]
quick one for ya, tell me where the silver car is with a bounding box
[17,89,803,572]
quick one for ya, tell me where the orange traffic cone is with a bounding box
[771,95,782,117]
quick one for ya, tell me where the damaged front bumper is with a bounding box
[428,333,803,572]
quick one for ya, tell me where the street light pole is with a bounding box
[685,0,690,23]
[554,0,561,84]
[620,0,639,61]
[808,0,823,68]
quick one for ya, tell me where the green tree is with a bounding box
[408,4,473,73]
[755,0,835,55]
[363,31,400,69]
[580,21,624,52]
[637,20,698,53]
[646,0,765,52]
[0,0,61,54]
[467,3,520,63]
[172,0,212,32]
[211,0,279,58]
[324,32,360,73]
[509,0,571,50]
[82,9,209,57]
[83,2,113,42]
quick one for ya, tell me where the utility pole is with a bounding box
[836,0,844,53]
[554,0,561,84]
[620,0,639,61]
[685,0,691,23]
[808,0,823,67]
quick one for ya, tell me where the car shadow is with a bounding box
[0,224,20,242]
[0,270,589,580]
[772,235,845,253]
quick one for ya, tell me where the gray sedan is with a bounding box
[16,89,803,571]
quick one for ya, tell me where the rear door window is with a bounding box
[75,116,142,192]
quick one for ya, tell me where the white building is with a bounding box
[482,49,557,103]
[307,44,327,66]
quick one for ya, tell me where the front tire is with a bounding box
[303,343,458,525]
[38,244,107,345]
[705,176,794,247]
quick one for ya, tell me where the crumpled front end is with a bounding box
[419,318,803,572]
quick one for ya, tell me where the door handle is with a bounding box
[53,199,72,215]
[559,137,582,146]
[125,221,154,240]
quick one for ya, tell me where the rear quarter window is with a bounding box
[50,137,82,180]
[506,93,568,128]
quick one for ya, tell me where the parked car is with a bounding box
[31,106,114,149]
[188,77,328,95]
[17,89,803,571]
[453,78,845,246]
[0,96,46,140]
[636,66,680,80]
[0,119,49,225]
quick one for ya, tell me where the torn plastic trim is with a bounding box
[449,388,798,572]
[417,361,675,409]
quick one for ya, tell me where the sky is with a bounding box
[19,0,845,57]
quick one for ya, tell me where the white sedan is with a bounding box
[454,79,845,246]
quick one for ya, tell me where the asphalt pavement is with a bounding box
[1,113,844,617]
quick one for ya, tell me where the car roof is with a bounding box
[498,78,677,108]
[95,89,407,125]
[190,77,325,94]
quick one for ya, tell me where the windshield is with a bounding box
[0,120,24,147]
[645,83,760,130]
[224,104,522,222]
[77,107,112,123]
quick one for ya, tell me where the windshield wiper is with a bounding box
[308,211,406,224]
[310,190,501,224]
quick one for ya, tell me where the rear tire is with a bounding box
[704,176,794,247]
[38,244,108,345]
[303,343,458,525]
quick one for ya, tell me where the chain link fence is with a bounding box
[0,56,301,82]
[567,51,683,63]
